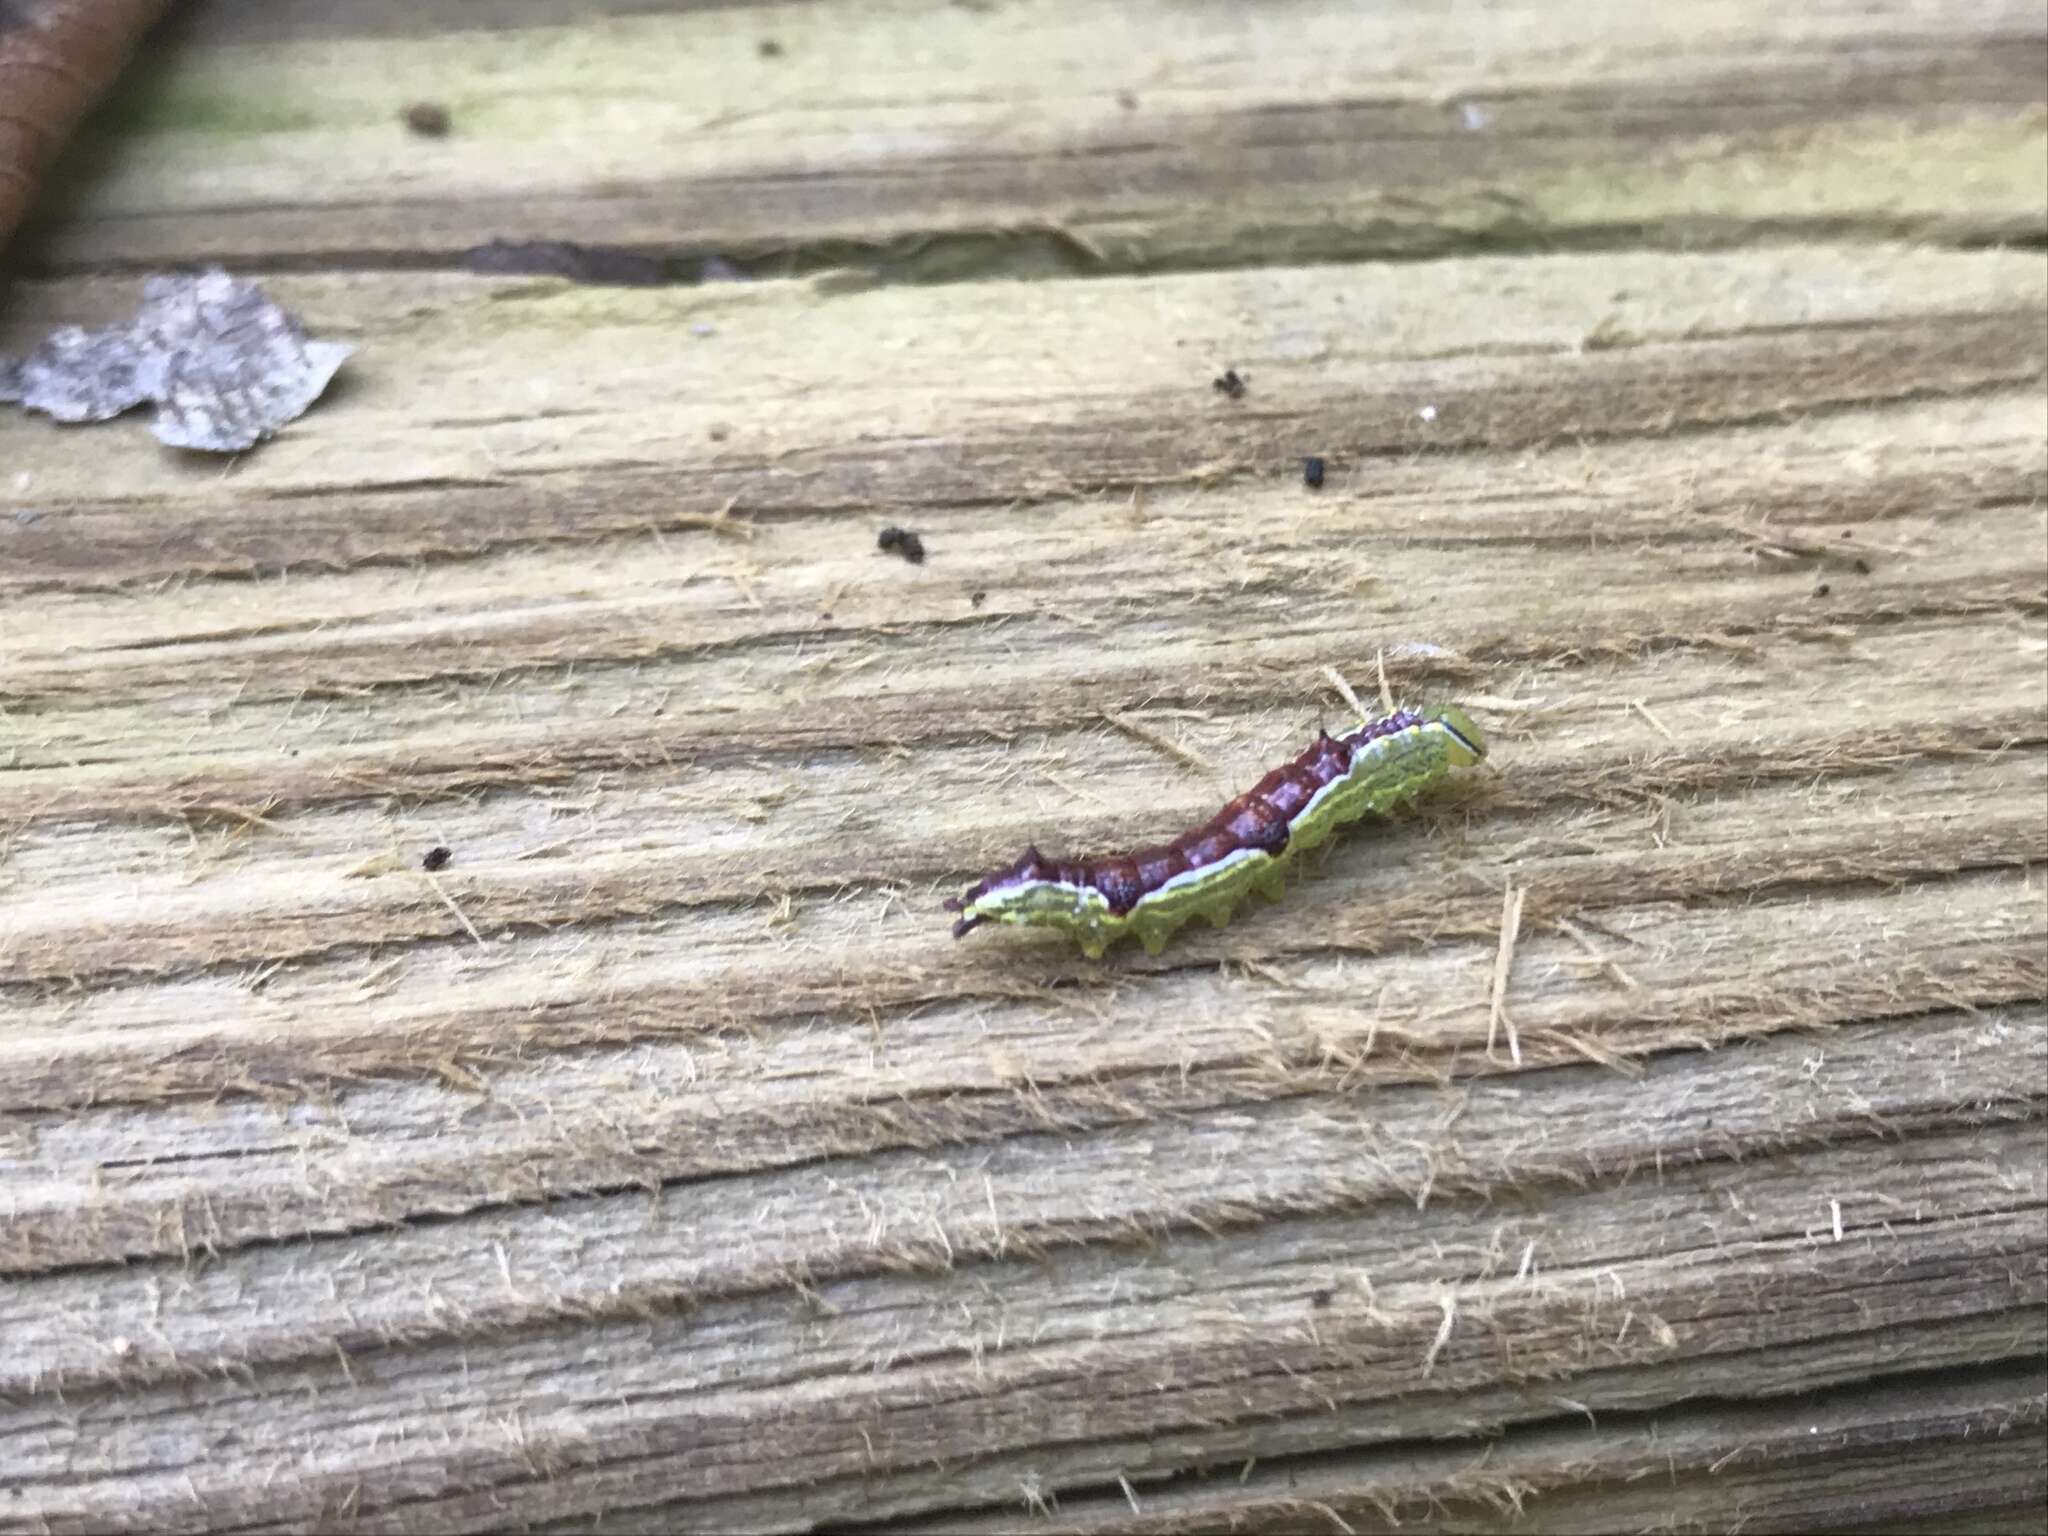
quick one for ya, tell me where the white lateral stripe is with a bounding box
[1298,720,1426,824]
[1146,844,1268,903]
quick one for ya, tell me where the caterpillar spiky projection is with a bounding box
[946,705,1487,959]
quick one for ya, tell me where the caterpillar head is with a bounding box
[945,844,1119,940]
[1430,704,1488,765]
[944,844,1052,937]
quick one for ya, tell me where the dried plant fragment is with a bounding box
[0,268,352,451]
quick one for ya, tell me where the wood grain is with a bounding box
[11,0,2046,275]
[0,1,2043,1531]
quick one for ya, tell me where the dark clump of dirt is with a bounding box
[878,526,926,564]
[402,102,452,137]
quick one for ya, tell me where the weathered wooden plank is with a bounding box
[15,0,2046,275]
[6,1006,2040,1388]
[0,758,2037,1072]
[2,254,2043,1527]
[1849,1503,2048,1536]
[2,246,2042,593]
[2,1,2044,1530]
[2,1024,2039,1530]
[874,1364,2048,1535]
[3,620,2042,960]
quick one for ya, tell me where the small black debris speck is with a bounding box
[1303,456,1326,488]
[1212,367,1246,399]
[423,846,453,872]
[1116,90,1138,110]
[877,526,926,564]
[403,102,452,137]
[1309,1286,1336,1309]
[970,590,987,608]
[1853,557,1871,575]
[1812,583,1831,598]
[757,38,783,57]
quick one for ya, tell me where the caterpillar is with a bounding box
[946,704,1487,958]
